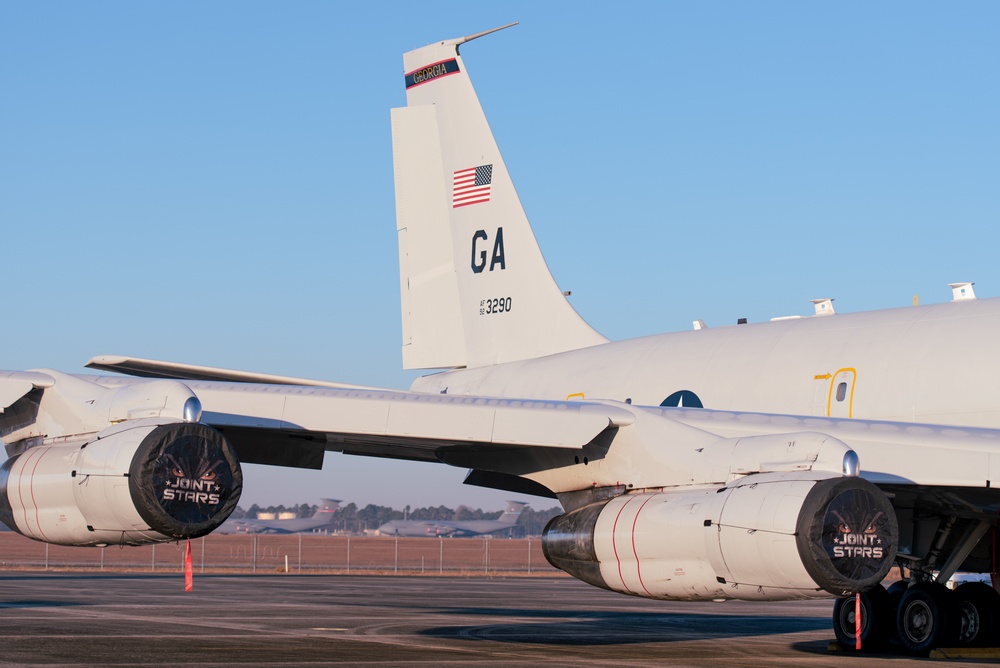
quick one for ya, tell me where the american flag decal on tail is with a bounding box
[453,165,493,208]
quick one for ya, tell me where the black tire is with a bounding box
[954,581,1000,647]
[896,582,959,655]
[886,580,909,599]
[885,580,909,647]
[833,584,891,650]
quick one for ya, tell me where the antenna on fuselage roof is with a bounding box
[810,298,835,316]
[949,282,976,301]
[770,298,837,322]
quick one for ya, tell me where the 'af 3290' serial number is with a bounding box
[480,297,512,315]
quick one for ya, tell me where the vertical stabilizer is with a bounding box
[312,499,341,519]
[392,26,607,370]
[499,501,527,525]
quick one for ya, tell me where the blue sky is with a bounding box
[2,3,998,510]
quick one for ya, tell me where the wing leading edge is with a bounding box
[86,355,372,389]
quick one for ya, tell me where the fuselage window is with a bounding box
[836,382,848,402]
[660,390,704,408]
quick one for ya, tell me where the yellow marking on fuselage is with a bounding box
[566,393,585,401]
[826,368,857,418]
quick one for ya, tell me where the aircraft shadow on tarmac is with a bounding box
[419,608,828,646]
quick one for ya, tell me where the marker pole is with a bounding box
[185,540,194,592]
[855,592,861,651]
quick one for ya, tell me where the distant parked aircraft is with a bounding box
[377,501,526,537]
[217,499,341,534]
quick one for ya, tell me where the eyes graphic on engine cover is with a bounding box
[150,433,234,523]
[160,449,226,509]
[829,508,885,559]
[823,490,889,572]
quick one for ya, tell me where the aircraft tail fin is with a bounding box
[312,499,341,518]
[498,500,527,524]
[392,26,607,370]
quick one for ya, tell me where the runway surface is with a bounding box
[0,572,983,666]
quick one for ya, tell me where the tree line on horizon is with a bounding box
[230,501,562,536]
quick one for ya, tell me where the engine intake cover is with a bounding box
[128,422,242,539]
[794,476,897,596]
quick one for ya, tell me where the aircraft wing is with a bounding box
[80,358,640,488]
[0,371,55,410]
[16,369,633,502]
[661,405,1000,491]
[186,380,634,471]
[5,367,999,509]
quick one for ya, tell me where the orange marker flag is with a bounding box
[855,592,861,651]
[184,539,193,592]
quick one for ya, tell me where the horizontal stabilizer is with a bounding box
[87,355,372,390]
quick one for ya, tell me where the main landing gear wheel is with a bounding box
[954,581,1000,647]
[896,582,959,655]
[832,584,892,650]
[885,580,909,646]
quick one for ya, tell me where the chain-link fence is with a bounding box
[0,532,557,575]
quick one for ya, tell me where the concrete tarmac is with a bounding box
[0,572,988,667]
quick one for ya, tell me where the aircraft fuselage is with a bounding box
[415,297,1000,430]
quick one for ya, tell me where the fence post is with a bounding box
[484,537,489,574]
[45,543,49,571]
[201,536,205,573]
[151,544,156,572]
[100,547,104,571]
[439,537,443,574]
[394,537,398,574]
[527,537,531,573]
[298,534,302,573]
[252,535,257,573]
[347,535,351,573]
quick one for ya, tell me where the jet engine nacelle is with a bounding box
[542,472,897,601]
[0,419,242,546]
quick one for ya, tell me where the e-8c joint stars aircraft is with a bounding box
[2,24,1000,656]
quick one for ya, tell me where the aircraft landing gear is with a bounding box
[832,585,892,649]
[895,582,958,654]
[834,580,1000,655]
[954,581,1000,647]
